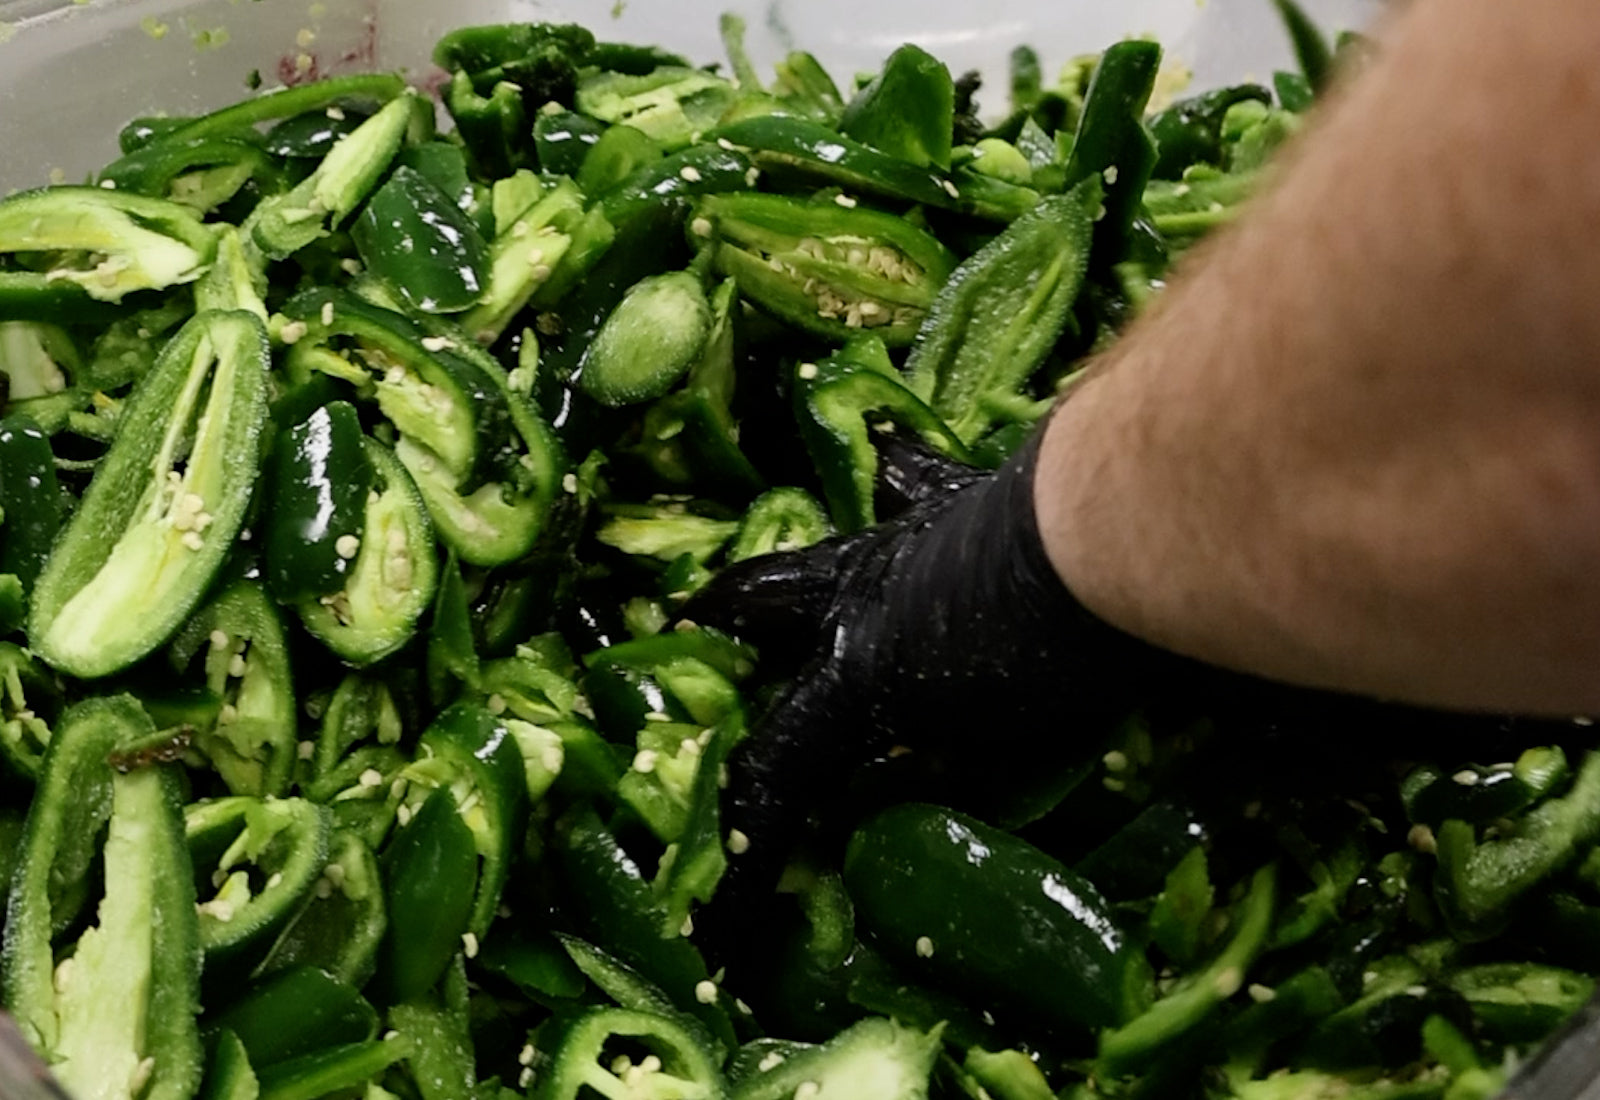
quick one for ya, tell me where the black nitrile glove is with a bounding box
[683,427,1166,941]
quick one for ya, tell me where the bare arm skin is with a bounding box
[1036,0,1600,715]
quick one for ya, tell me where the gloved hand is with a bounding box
[682,425,1167,926]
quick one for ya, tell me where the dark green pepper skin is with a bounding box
[794,351,971,533]
[843,802,1144,1033]
[553,807,736,1050]
[265,401,374,605]
[352,166,490,315]
[263,109,370,158]
[838,43,954,170]
[1273,0,1334,92]
[1148,84,1273,179]
[709,116,954,208]
[600,145,754,227]
[412,701,529,938]
[374,786,479,1005]
[1063,40,1163,263]
[206,965,379,1070]
[1400,748,1568,828]
[98,135,271,203]
[155,73,408,148]
[534,110,607,177]
[442,72,529,180]
[0,415,63,593]
[254,828,387,989]
[0,273,124,326]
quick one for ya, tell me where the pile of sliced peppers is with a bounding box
[0,6,1591,1099]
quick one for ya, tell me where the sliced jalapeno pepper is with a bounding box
[535,111,608,178]
[576,124,665,198]
[158,73,409,148]
[311,673,407,781]
[207,965,379,1069]
[554,807,736,1049]
[255,828,388,989]
[374,785,479,1005]
[904,179,1100,445]
[254,1034,411,1100]
[305,745,409,851]
[1445,963,1594,1044]
[442,72,529,181]
[0,322,76,401]
[392,336,564,568]
[0,642,62,780]
[1401,747,1569,828]
[1148,84,1273,179]
[1,695,201,1100]
[248,93,422,261]
[196,225,270,321]
[795,343,971,532]
[352,166,490,315]
[167,580,298,798]
[0,186,217,303]
[695,192,957,348]
[629,278,766,497]
[599,145,756,228]
[528,1006,727,1100]
[729,1016,941,1100]
[296,438,439,667]
[1099,864,1277,1075]
[0,415,63,594]
[728,487,831,562]
[186,795,334,968]
[29,310,269,680]
[579,270,712,407]
[1062,40,1162,263]
[264,401,374,605]
[708,116,953,209]
[576,68,738,152]
[398,701,529,939]
[281,288,510,490]
[461,175,615,346]
[1433,750,1600,940]
[99,135,271,213]
[434,24,596,168]
[839,43,955,170]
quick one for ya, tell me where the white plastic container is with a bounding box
[0,0,1382,193]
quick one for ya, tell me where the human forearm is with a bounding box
[1036,0,1600,714]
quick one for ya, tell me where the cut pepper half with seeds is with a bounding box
[694,192,956,347]
[28,309,270,680]
[0,186,217,304]
[296,438,439,667]
[166,581,299,799]
[0,695,201,1100]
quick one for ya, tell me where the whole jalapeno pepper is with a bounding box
[844,802,1149,1036]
